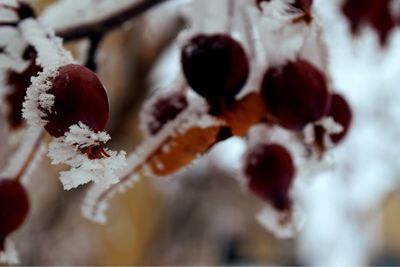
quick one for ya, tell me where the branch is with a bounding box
[57,0,173,42]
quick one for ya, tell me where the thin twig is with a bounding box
[57,0,173,42]
[85,34,103,71]
[15,130,45,181]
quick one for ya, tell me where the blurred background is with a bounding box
[2,0,400,265]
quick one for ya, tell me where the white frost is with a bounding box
[0,240,19,265]
[257,204,305,239]
[48,122,127,190]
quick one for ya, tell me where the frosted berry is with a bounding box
[147,91,188,135]
[44,64,109,137]
[260,59,330,131]
[6,59,41,129]
[327,93,352,144]
[181,34,249,113]
[0,179,29,251]
[244,144,295,211]
[342,0,395,45]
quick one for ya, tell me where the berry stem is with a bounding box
[57,0,174,42]
[14,130,45,182]
[0,22,18,27]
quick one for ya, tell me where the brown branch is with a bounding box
[57,0,173,42]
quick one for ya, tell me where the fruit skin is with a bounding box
[181,34,249,113]
[6,60,42,129]
[0,179,29,251]
[44,64,109,137]
[244,144,295,211]
[260,59,330,131]
[147,91,188,135]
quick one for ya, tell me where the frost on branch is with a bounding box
[48,122,126,190]
[82,93,222,223]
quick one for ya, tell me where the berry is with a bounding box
[44,64,109,137]
[146,91,188,135]
[181,34,249,112]
[244,144,295,211]
[342,0,395,45]
[327,93,352,144]
[0,179,29,251]
[260,59,330,131]
[6,59,41,129]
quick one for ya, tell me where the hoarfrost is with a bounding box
[0,240,19,265]
[48,122,126,190]
[257,204,305,239]
[19,18,74,127]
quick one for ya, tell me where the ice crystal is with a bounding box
[48,122,126,190]
[0,240,19,265]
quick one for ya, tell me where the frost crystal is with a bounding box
[257,204,305,239]
[0,240,19,265]
[18,18,74,127]
[303,117,343,148]
[48,122,126,190]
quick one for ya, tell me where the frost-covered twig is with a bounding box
[0,127,45,184]
[56,0,174,41]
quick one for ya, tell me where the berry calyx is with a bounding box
[6,59,41,129]
[0,179,29,251]
[43,64,109,137]
[181,34,249,113]
[244,144,295,211]
[260,59,330,131]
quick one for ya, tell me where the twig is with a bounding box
[84,34,103,71]
[57,0,174,42]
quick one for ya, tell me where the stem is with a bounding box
[14,130,45,182]
[0,22,18,27]
[85,34,103,71]
[57,0,174,42]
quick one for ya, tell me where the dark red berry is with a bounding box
[181,34,249,112]
[244,144,295,211]
[6,59,41,129]
[342,0,395,45]
[327,93,352,144]
[147,91,188,135]
[0,179,29,251]
[44,64,109,137]
[260,59,330,131]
